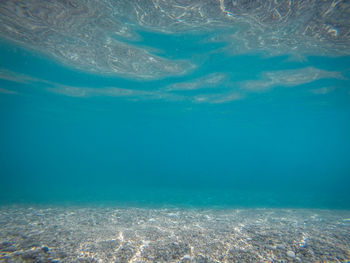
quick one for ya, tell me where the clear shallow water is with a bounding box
[0,0,350,208]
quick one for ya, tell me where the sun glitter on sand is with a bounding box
[0,206,349,262]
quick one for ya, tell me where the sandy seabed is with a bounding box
[0,206,349,263]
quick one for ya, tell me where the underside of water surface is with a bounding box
[1,0,350,209]
[1,1,350,262]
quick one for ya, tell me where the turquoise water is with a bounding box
[0,0,350,208]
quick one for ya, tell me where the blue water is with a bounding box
[0,1,350,208]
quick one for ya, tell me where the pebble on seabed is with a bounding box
[41,246,49,253]
[286,250,296,258]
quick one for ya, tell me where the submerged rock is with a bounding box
[41,246,49,252]
[286,250,296,258]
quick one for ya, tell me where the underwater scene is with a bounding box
[0,0,350,262]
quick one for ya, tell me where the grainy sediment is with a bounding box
[0,206,349,262]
